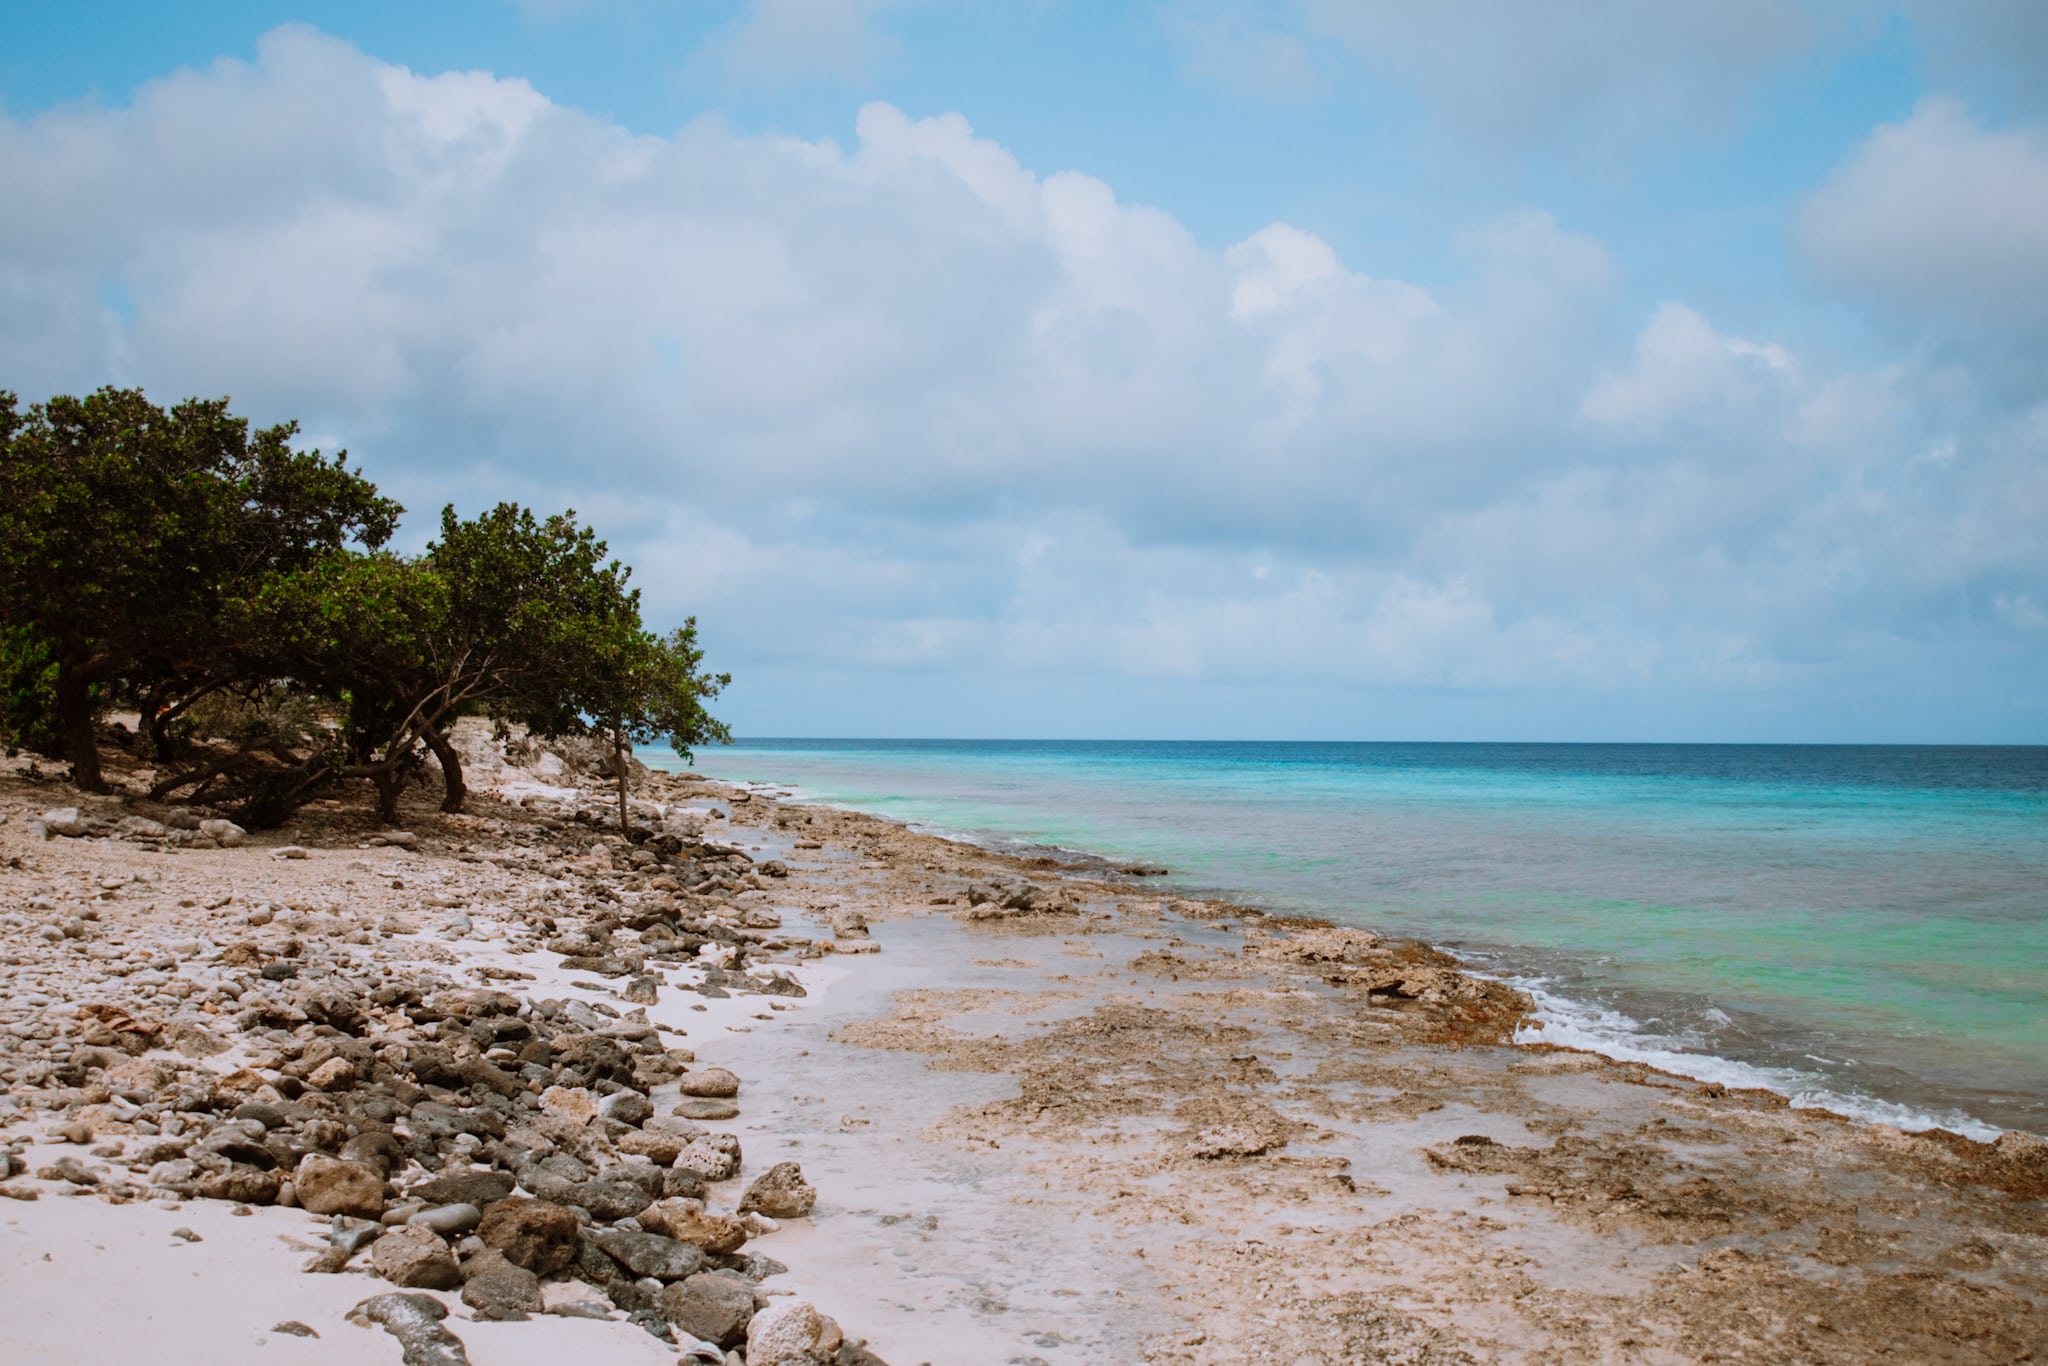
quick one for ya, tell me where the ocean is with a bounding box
[663,740,2048,1139]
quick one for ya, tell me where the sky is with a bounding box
[3,2,2046,742]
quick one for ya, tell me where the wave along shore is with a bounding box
[1,727,2045,1363]
[686,738,2048,1141]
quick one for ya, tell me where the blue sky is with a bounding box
[4,1,2046,740]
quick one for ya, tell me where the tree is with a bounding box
[0,388,399,791]
[579,620,732,834]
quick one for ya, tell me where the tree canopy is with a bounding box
[0,387,729,826]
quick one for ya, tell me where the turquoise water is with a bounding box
[664,740,2048,1137]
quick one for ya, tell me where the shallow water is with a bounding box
[669,740,2048,1137]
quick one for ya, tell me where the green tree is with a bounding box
[0,387,399,791]
[575,619,732,834]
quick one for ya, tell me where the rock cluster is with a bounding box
[0,745,885,1365]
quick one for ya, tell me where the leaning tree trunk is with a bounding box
[54,661,107,793]
[419,722,466,814]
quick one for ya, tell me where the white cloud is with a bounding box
[0,27,2043,735]
[1802,98,2048,343]
[1580,302,1796,432]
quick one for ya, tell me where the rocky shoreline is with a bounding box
[2,726,2046,1363]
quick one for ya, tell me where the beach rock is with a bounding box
[615,1128,688,1164]
[306,1056,356,1091]
[274,846,310,860]
[477,1197,581,1274]
[370,1225,461,1290]
[745,1300,843,1365]
[350,1292,472,1366]
[117,815,168,839]
[198,818,246,848]
[677,1067,740,1099]
[195,1166,284,1204]
[589,1226,708,1281]
[597,1088,654,1126]
[638,1198,748,1255]
[295,1154,385,1217]
[829,909,869,938]
[739,1162,817,1220]
[459,1249,544,1320]
[540,1086,598,1123]
[674,1139,741,1183]
[40,808,88,838]
[564,1178,654,1221]
[672,1099,739,1122]
[411,1171,515,1207]
[657,1271,756,1348]
[409,1203,482,1237]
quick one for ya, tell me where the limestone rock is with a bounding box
[588,1226,707,1281]
[638,1198,748,1255]
[677,1067,740,1099]
[745,1300,844,1365]
[459,1249,544,1320]
[477,1198,581,1275]
[41,808,88,838]
[370,1225,461,1290]
[739,1162,817,1220]
[295,1154,386,1218]
[657,1271,756,1349]
[349,1292,471,1366]
[674,1139,741,1183]
[199,818,247,848]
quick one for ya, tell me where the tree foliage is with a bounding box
[0,387,729,824]
[0,386,398,789]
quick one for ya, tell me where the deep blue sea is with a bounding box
[661,740,2048,1137]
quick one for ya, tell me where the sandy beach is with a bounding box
[1,730,2044,1364]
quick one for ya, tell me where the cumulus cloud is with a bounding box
[0,26,2042,736]
[1802,98,2048,346]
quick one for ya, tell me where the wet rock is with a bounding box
[739,1162,817,1220]
[588,1226,708,1281]
[672,1099,739,1122]
[369,1225,461,1290]
[745,1300,843,1365]
[477,1197,581,1274]
[638,1198,748,1255]
[677,1068,740,1099]
[459,1249,544,1320]
[350,1292,471,1366]
[657,1271,756,1349]
[295,1154,386,1218]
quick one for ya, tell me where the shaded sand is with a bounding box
[1,736,2045,1363]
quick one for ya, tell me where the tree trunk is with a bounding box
[614,728,631,836]
[420,722,466,814]
[370,765,404,826]
[54,660,107,793]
